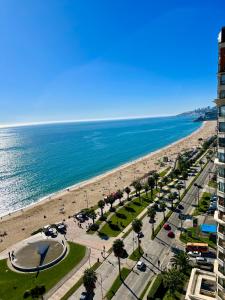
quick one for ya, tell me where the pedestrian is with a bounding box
[158,259,160,267]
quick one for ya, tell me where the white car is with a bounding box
[137,261,146,270]
[187,251,201,257]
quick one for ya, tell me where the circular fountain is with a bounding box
[11,239,67,272]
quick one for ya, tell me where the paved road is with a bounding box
[69,159,212,300]
[114,160,213,300]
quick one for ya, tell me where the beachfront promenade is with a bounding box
[47,152,213,300]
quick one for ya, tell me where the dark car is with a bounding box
[163,223,171,230]
[168,231,175,238]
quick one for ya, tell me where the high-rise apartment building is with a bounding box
[214,26,225,300]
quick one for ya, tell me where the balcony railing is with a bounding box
[219,238,225,248]
[219,225,225,235]
[218,264,225,276]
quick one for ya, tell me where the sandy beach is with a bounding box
[0,121,216,252]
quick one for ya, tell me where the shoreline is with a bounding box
[0,120,216,252]
[0,121,204,218]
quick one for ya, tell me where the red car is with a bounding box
[163,223,171,230]
[168,231,175,238]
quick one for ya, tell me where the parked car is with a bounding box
[137,232,144,238]
[168,231,175,238]
[75,213,86,222]
[137,261,146,271]
[80,292,89,300]
[55,222,67,233]
[187,251,201,257]
[196,257,211,265]
[163,223,171,230]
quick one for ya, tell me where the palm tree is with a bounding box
[124,186,131,201]
[168,193,176,209]
[147,207,156,236]
[105,194,115,211]
[132,219,143,251]
[143,182,149,197]
[98,200,105,219]
[112,239,125,278]
[176,184,182,201]
[115,189,124,206]
[162,268,184,295]
[83,268,97,296]
[160,201,166,220]
[158,181,163,197]
[148,176,155,200]
[136,181,142,200]
[153,172,160,191]
[170,251,190,272]
[88,208,97,224]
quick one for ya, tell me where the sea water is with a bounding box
[0,116,201,215]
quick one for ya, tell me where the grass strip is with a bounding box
[192,192,211,216]
[0,242,86,300]
[105,268,131,300]
[60,261,101,300]
[129,246,144,261]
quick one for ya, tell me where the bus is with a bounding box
[185,242,208,253]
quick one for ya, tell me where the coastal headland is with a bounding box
[0,121,216,251]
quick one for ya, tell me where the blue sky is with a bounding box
[0,0,224,124]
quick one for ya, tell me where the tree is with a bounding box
[170,251,190,272]
[133,181,142,199]
[153,172,160,190]
[132,219,143,251]
[160,201,166,220]
[88,208,97,224]
[147,207,156,236]
[115,189,124,206]
[24,285,46,300]
[148,176,155,200]
[124,186,131,201]
[83,268,97,296]
[112,239,125,278]
[98,200,105,219]
[143,182,149,197]
[176,184,182,201]
[158,181,163,197]
[168,193,176,209]
[162,268,184,295]
[105,194,115,211]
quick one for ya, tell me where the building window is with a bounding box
[218,196,225,207]
[219,137,225,147]
[220,90,225,99]
[219,122,225,132]
[218,152,225,162]
[218,237,225,248]
[218,167,225,178]
[219,106,225,117]
[218,289,225,300]
[219,224,225,235]
[221,74,225,85]
[219,182,225,192]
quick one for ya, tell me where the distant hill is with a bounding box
[177,106,217,121]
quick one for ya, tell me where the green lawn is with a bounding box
[105,268,131,300]
[129,246,144,261]
[99,196,151,237]
[160,167,171,177]
[180,226,216,249]
[0,242,86,300]
[192,192,211,216]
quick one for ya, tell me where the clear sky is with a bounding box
[0,0,225,124]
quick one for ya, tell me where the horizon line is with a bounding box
[0,113,180,129]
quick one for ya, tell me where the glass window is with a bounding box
[219,137,225,147]
[221,74,225,85]
[219,106,225,117]
[218,152,225,162]
[219,181,225,193]
[220,90,225,99]
[219,122,225,132]
[218,167,225,178]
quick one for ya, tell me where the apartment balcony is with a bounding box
[215,260,225,278]
[218,229,225,240]
[218,289,225,300]
[215,211,225,224]
[215,158,225,167]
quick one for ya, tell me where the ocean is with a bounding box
[0,116,201,215]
